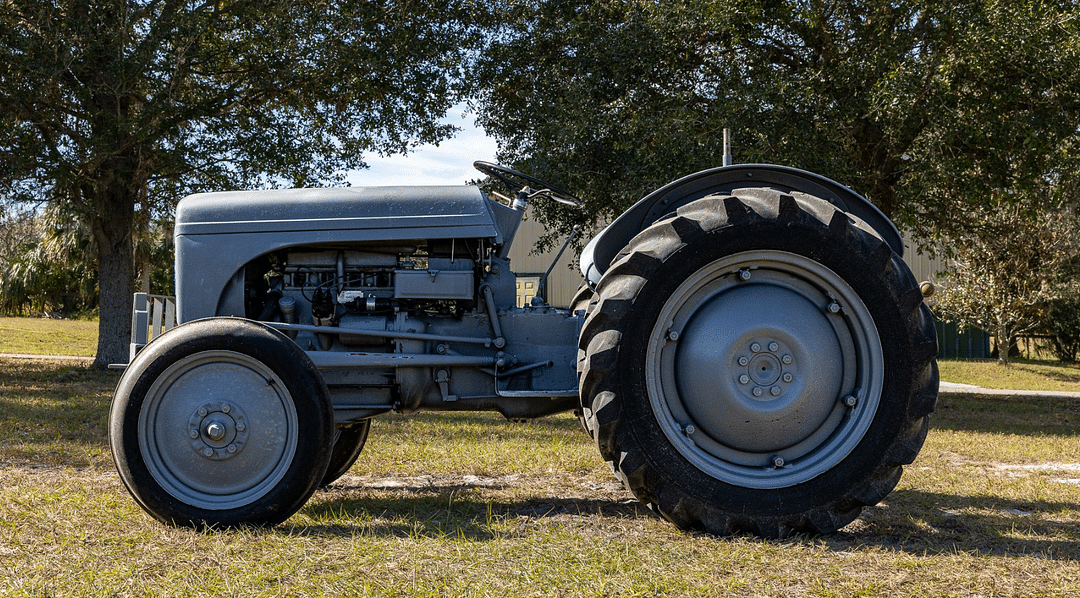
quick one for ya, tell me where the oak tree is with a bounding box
[0,0,482,365]
[476,1,1080,249]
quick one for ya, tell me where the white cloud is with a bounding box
[346,105,498,187]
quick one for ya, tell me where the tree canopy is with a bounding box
[0,0,484,365]
[4,0,1079,364]
[476,0,1080,248]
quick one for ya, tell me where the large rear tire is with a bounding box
[571,283,596,436]
[110,318,334,528]
[579,188,938,538]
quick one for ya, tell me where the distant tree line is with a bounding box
[0,202,174,316]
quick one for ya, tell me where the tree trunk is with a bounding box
[96,238,134,368]
[997,322,1011,366]
[90,180,137,369]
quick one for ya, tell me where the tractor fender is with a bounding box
[580,164,903,285]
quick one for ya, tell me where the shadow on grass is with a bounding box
[831,489,1080,559]
[0,361,117,464]
[299,486,656,541]
[1010,360,1080,386]
[297,485,1080,561]
[932,393,1080,437]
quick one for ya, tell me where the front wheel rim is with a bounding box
[646,250,883,489]
[138,350,299,510]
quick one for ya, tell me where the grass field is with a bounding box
[0,316,98,356]
[938,359,1080,392]
[2,355,1080,597]
[3,317,1080,595]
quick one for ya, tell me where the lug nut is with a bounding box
[197,407,208,417]
[827,302,841,314]
[768,342,779,352]
[236,421,246,432]
[782,373,793,383]
[770,386,781,396]
[739,269,751,281]
[221,403,231,414]
[772,455,785,468]
[843,395,858,407]
[667,329,680,341]
[226,444,237,454]
[188,429,199,439]
[739,374,750,384]
[683,424,696,436]
[202,448,214,458]
[738,356,749,366]
[750,343,761,353]
[782,354,792,364]
[752,387,763,397]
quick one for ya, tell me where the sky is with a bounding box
[345,104,499,187]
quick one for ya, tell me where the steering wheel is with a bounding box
[474,161,584,209]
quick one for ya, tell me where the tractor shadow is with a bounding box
[299,475,658,541]
[297,482,1080,560]
[823,489,1080,559]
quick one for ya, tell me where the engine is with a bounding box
[244,240,483,345]
[235,238,579,422]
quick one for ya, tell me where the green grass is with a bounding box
[0,316,98,356]
[938,358,1080,392]
[4,358,1080,596]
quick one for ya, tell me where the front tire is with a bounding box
[579,188,938,538]
[320,421,371,486]
[110,318,334,528]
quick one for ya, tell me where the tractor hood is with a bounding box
[173,185,502,321]
[175,186,500,240]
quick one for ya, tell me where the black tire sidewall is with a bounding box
[320,421,371,487]
[110,318,333,527]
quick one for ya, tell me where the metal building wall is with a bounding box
[505,215,583,308]
[902,236,949,286]
[903,235,991,358]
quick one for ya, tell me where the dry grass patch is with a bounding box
[3,358,1080,596]
[0,358,113,467]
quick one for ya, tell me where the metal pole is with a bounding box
[723,128,733,167]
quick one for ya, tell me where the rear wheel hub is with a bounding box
[647,250,883,489]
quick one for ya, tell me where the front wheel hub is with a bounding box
[188,401,248,461]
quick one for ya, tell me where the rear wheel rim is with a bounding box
[138,350,299,510]
[646,250,883,489]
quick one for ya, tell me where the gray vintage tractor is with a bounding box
[109,161,938,538]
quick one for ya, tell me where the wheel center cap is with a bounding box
[205,422,227,442]
[748,354,781,386]
[673,282,844,454]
